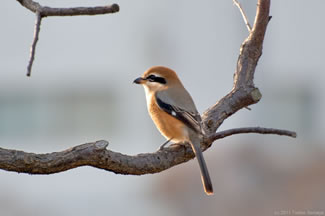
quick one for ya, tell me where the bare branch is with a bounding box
[0,140,196,175]
[202,0,270,135]
[207,127,297,143]
[16,0,120,17]
[16,0,119,76]
[233,0,252,32]
[0,125,296,175]
[27,11,41,77]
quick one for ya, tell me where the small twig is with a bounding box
[207,127,297,143]
[27,11,42,77]
[233,0,252,32]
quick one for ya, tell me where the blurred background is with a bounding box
[1,0,325,215]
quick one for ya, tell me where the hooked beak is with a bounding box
[133,77,146,84]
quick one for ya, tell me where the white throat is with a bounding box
[143,85,154,109]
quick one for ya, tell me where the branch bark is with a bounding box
[202,0,270,135]
[1,0,296,176]
[0,127,295,175]
[17,0,119,17]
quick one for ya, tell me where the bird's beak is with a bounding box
[133,77,146,84]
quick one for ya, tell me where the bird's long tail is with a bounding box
[189,136,213,195]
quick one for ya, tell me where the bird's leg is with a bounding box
[158,138,173,150]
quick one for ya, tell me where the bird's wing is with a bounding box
[155,93,202,134]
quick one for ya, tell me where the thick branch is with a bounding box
[0,140,195,175]
[0,127,295,175]
[202,0,270,134]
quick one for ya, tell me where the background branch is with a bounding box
[16,0,119,76]
[17,0,119,17]
[27,11,41,77]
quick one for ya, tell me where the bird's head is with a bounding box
[133,66,182,92]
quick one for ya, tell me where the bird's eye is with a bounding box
[146,75,156,82]
[146,75,166,84]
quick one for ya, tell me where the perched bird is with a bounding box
[134,66,213,195]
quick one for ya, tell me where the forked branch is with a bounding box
[202,0,271,134]
[0,0,296,176]
[16,0,119,76]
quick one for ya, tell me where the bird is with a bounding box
[133,66,213,195]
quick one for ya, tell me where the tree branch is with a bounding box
[207,127,297,143]
[27,11,41,77]
[0,140,196,175]
[202,0,270,135]
[1,0,297,176]
[16,0,119,76]
[233,0,252,32]
[17,0,120,17]
[0,126,295,175]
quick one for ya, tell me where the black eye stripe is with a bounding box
[146,75,166,84]
[146,75,155,81]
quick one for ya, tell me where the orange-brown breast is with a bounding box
[147,94,188,143]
